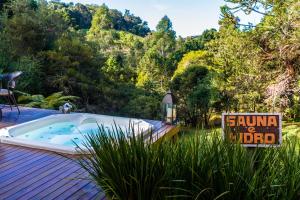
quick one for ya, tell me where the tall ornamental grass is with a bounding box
[77,127,300,200]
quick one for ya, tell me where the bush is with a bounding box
[77,126,168,200]
[17,91,79,109]
[78,127,300,200]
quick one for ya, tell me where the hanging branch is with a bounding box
[237,23,257,28]
[224,0,274,16]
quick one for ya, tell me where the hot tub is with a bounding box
[0,113,153,154]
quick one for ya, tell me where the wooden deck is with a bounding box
[0,106,178,200]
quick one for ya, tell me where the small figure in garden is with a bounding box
[59,103,73,114]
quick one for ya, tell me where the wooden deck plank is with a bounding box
[11,161,82,200]
[80,185,107,200]
[5,166,84,200]
[0,153,53,187]
[0,154,67,183]
[0,151,48,176]
[0,156,68,197]
[57,180,91,199]
[65,182,105,200]
[78,188,106,200]
[33,169,87,200]
[0,146,46,163]
[0,145,50,166]
[40,171,90,200]
[0,145,24,157]
[0,144,103,200]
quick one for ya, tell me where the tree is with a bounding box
[171,65,216,126]
[171,29,217,70]
[156,15,176,38]
[69,3,92,29]
[39,32,105,108]
[137,16,176,93]
[123,9,150,37]
[173,50,213,78]
[224,0,274,16]
[224,0,300,117]
[1,0,67,57]
[255,0,300,114]
[102,53,135,83]
[121,90,161,119]
[0,30,13,70]
[88,4,150,37]
[89,4,113,31]
[13,56,43,94]
[207,8,262,112]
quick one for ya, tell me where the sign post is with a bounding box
[222,113,282,147]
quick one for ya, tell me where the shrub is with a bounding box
[77,126,169,200]
[78,127,300,200]
[17,91,79,109]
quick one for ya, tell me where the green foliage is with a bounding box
[0,30,13,69]
[220,0,300,116]
[13,56,43,94]
[78,127,300,200]
[172,65,216,126]
[68,3,92,29]
[39,32,104,104]
[137,21,176,92]
[18,91,78,109]
[1,0,299,124]
[156,15,176,38]
[1,0,68,56]
[123,9,150,37]
[0,0,220,123]
[89,5,112,30]
[172,29,217,64]
[207,18,262,112]
[173,50,212,78]
[88,4,150,37]
[122,93,161,119]
[48,1,92,30]
[78,126,168,200]
[282,124,300,138]
[0,0,10,12]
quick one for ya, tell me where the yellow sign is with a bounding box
[222,113,282,147]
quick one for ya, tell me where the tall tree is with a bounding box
[207,6,262,112]
[137,15,176,93]
[225,0,300,115]
[156,15,176,38]
[171,65,215,126]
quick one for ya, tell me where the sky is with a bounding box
[61,0,263,37]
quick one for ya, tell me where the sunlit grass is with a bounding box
[282,123,300,138]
